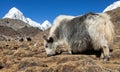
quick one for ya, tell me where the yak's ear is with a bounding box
[48,37,54,43]
[43,35,48,41]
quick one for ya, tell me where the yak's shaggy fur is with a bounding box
[44,12,114,61]
[84,13,114,50]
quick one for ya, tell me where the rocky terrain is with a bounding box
[0,18,30,30]
[0,18,43,41]
[0,8,120,72]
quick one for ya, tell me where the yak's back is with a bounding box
[49,15,75,37]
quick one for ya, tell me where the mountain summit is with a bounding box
[3,7,51,30]
[41,20,52,30]
[103,1,120,12]
[3,7,28,23]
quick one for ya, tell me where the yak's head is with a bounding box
[43,35,57,56]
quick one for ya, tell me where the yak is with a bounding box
[43,12,114,61]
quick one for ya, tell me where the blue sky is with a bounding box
[0,0,116,23]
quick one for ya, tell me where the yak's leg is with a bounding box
[102,45,110,61]
[68,46,72,54]
[100,52,104,59]
[66,44,72,54]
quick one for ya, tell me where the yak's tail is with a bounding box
[99,13,114,44]
[85,13,114,49]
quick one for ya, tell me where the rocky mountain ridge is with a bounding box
[3,7,52,30]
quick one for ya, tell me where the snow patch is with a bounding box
[3,7,28,23]
[103,1,120,12]
[41,20,52,30]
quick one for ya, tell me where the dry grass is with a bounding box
[0,39,119,72]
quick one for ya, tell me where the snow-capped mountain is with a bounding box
[3,7,28,23]
[103,1,120,12]
[3,7,51,30]
[41,20,52,30]
[26,18,42,29]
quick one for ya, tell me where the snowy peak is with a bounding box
[3,7,28,23]
[3,7,52,30]
[26,18,41,28]
[103,1,120,12]
[41,20,52,30]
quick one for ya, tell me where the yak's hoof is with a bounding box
[47,54,56,57]
[62,51,72,55]
[62,52,71,55]
[103,58,109,62]
[68,51,72,54]
[100,54,104,59]
[103,56,110,62]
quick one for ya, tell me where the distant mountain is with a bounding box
[3,7,51,30]
[3,7,28,23]
[0,18,30,30]
[0,18,43,40]
[26,18,42,29]
[41,20,52,30]
[0,26,20,37]
[103,1,120,12]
